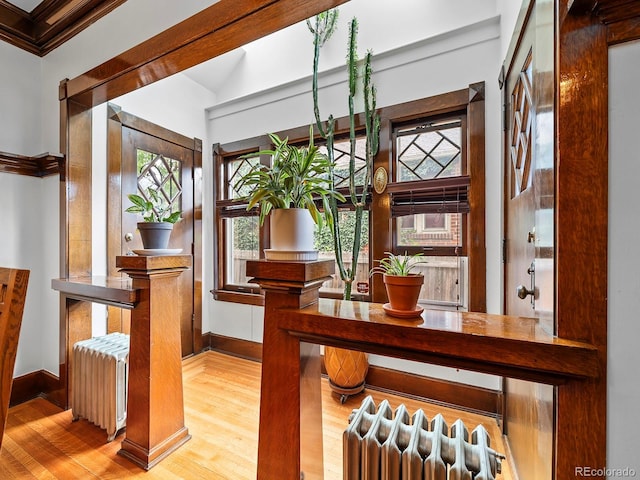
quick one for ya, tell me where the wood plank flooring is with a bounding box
[0,351,513,479]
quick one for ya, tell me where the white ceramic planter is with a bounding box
[265,208,318,261]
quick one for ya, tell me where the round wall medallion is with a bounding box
[373,167,388,194]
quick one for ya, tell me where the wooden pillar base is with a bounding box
[247,260,334,480]
[119,427,191,470]
[116,254,192,470]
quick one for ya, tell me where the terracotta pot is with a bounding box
[383,273,424,311]
[324,346,368,400]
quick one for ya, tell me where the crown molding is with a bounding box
[0,0,126,56]
[0,150,64,177]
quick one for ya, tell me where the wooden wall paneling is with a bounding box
[555,1,608,476]
[607,17,640,44]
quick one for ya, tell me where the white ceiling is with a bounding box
[6,0,42,13]
[182,48,246,95]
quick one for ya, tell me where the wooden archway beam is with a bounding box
[64,0,349,106]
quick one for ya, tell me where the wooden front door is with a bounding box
[107,104,202,357]
[502,1,555,478]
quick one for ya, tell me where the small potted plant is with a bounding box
[235,127,345,260]
[126,189,181,250]
[370,252,426,318]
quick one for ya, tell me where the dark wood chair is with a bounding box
[0,267,29,449]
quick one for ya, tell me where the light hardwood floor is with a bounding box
[0,351,513,479]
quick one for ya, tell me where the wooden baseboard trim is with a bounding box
[364,365,501,418]
[205,333,501,417]
[10,370,60,407]
[204,332,262,362]
[13,336,500,418]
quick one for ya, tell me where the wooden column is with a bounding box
[116,254,192,470]
[247,260,334,480]
[556,2,608,477]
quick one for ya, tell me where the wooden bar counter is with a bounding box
[247,259,601,480]
[52,254,191,470]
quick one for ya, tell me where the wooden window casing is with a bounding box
[212,83,486,312]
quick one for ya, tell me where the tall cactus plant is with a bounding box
[307,10,380,300]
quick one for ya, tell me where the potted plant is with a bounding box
[235,127,345,260]
[126,189,181,250]
[370,252,426,318]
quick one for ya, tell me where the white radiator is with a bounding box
[344,396,504,480]
[71,332,130,442]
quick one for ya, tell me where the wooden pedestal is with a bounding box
[116,254,192,470]
[247,259,334,480]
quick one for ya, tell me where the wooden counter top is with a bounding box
[280,299,599,384]
[51,276,138,309]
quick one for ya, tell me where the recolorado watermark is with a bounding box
[576,466,637,477]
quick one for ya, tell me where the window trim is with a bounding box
[212,83,486,312]
[368,83,486,311]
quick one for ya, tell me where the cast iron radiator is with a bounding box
[71,332,130,442]
[344,396,504,480]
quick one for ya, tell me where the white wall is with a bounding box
[496,0,523,61]
[0,41,42,155]
[216,0,499,104]
[608,39,640,472]
[0,40,53,377]
[206,2,504,389]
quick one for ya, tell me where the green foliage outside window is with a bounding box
[315,210,369,253]
[233,216,259,251]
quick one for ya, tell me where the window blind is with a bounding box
[388,175,470,217]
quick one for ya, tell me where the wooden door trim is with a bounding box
[501,0,609,476]
[108,105,198,151]
[107,104,202,355]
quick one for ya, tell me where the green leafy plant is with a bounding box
[370,252,426,277]
[125,189,181,223]
[235,128,345,227]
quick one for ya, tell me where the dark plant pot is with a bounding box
[137,222,173,249]
[383,273,424,312]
